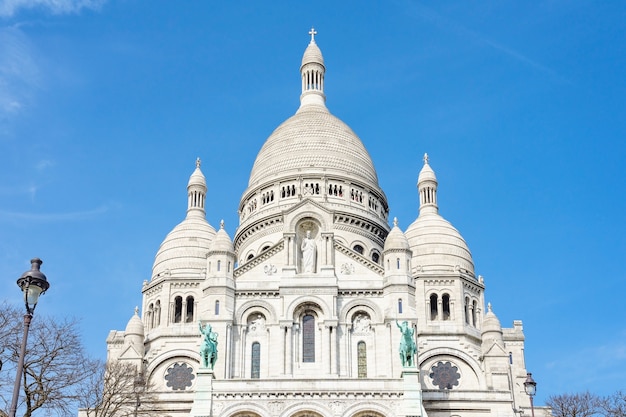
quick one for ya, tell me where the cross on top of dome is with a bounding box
[423,153,429,164]
[309,27,317,42]
[196,157,201,168]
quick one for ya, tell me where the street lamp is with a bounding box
[9,258,50,417]
[524,372,537,417]
[133,372,145,417]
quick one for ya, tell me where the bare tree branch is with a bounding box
[0,301,96,417]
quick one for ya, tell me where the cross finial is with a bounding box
[487,302,492,312]
[423,153,429,165]
[134,306,139,315]
[393,217,398,227]
[196,157,201,168]
[220,219,225,229]
[309,27,317,42]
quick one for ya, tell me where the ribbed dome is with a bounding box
[152,217,216,277]
[406,213,474,274]
[418,154,437,183]
[125,307,144,337]
[248,105,379,187]
[188,163,206,188]
[301,39,324,67]
[384,218,410,251]
[209,221,234,253]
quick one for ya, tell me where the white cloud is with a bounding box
[0,0,106,18]
[0,25,40,120]
[0,204,110,221]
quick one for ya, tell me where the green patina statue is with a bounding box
[396,320,417,367]
[199,321,218,369]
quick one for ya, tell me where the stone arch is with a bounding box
[280,403,328,417]
[344,403,392,417]
[146,350,199,378]
[340,299,384,325]
[286,204,329,233]
[350,239,367,255]
[147,352,199,391]
[235,300,278,325]
[285,296,332,320]
[221,403,269,417]
[419,347,485,390]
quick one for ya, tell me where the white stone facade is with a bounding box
[103,31,538,417]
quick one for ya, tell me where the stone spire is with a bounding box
[300,27,326,108]
[417,153,438,215]
[187,157,207,219]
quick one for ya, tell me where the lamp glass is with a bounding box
[24,284,43,309]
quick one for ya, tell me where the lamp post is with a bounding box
[9,258,50,417]
[524,372,537,417]
[133,372,145,417]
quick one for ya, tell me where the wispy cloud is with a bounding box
[0,25,40,120]
[0,0,106,18]
[0,205,110,221]
[404,2,561,79]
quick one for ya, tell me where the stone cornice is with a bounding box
[234,240,284,277]
[335,240,384,275]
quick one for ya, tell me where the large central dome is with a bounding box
[235,30,390,257]
[248,105,379,187]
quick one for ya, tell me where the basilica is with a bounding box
[103,30,536,417]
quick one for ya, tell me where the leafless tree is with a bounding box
[0,301,97,417]
[598,391,626,417]
[547,392,601,417]
[78,360,159,417]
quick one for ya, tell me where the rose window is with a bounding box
[165,362,195,390]
[429,361,460,389]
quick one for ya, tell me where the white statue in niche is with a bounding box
[301,230,317,273]
[249,314,266,333]
[353,313,371,333]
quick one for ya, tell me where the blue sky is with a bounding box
[0,0,625,406]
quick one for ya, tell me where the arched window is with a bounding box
[396,257,400,269]
[442,294,451,320]
[353,244,364,255]
[430,294,438,320]
[472,300,477,326]
[509,352,513,364]
[217,260,221,271]
[186,296,194,323]
[247,253,254,261]
[251,342,261,379]
[357,341,367,378]
[398,298,403,314]
[302,314,315,363]
[155,300,161,326]
[371,252,380,264]
[147,303,154,330]
[174,296,182,323]
[215,300,220,316]
[464,297,470,324]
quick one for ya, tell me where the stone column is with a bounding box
[189,369,214,417]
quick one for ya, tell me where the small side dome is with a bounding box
[481,303,503,335]
[406,214,474,274]
[418,153,437,184]
[209,220,234,254]
[384,218,410,252]
[124,307,144,338]
[152,160,216,279]
[406,154,474,275]
[188,158,206,188]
